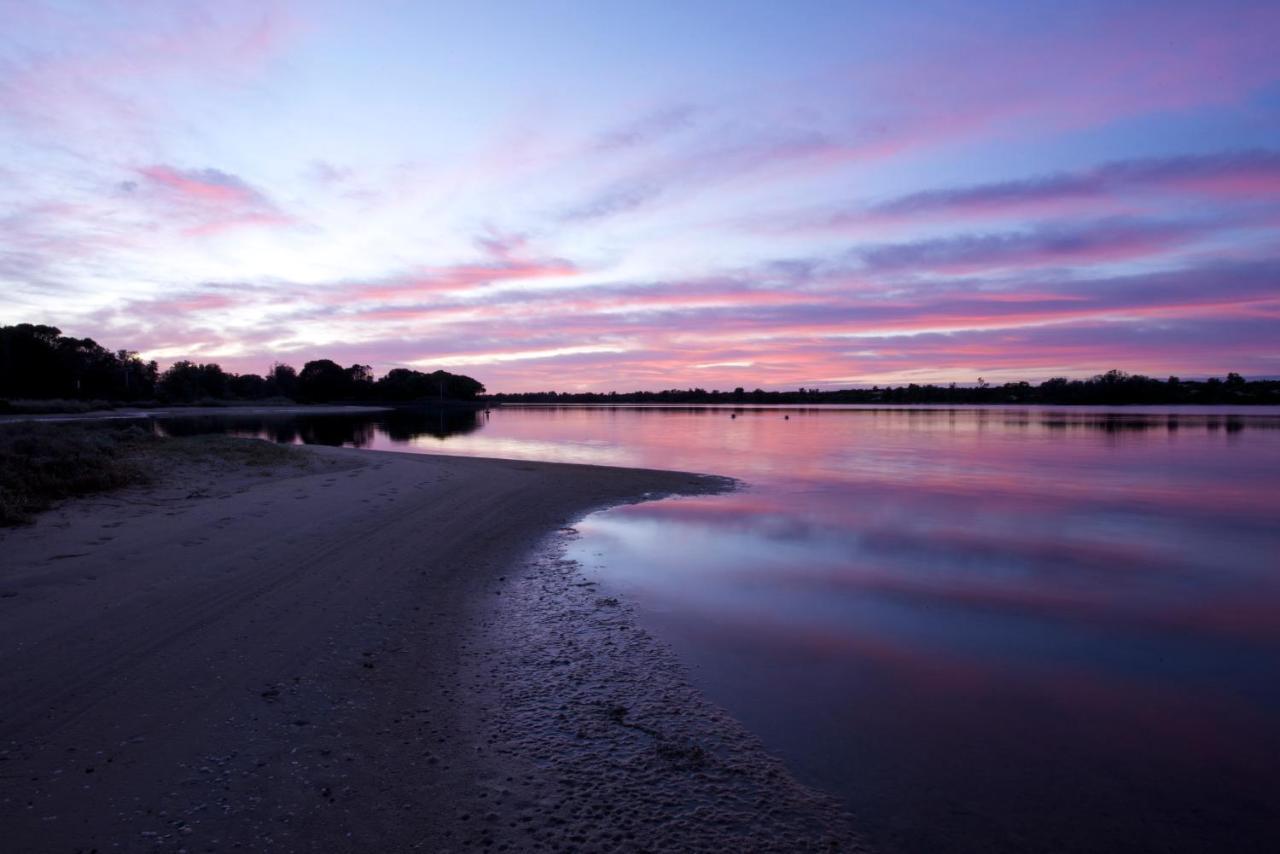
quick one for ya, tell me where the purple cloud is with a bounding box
[872,150,1280,220]
[590,105,700,153]
[855,218,1216,275]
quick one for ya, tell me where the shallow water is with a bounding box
[159,405,1280,853]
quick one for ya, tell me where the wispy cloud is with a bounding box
[0,1,297,137]
[854,217,1217,275]
[590,105,700,153]
[815,151,1280,232]
[879,151,1280,218]
[133,165,295,236]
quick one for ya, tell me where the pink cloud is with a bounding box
[135,292,242,315]
[349,258,578,302]
[139,166,265,206]
[38,243,1280,392]
[134,164,295,236]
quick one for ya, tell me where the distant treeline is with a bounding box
[0,324,484,404]
[490,371,1280,406]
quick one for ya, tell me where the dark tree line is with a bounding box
[6,324,1273,407]
[0,324,158,400]
[490,371,1280,406]
[1,324,485,404]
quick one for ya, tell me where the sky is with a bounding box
[2,0,1278,391]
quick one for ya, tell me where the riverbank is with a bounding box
[0,439,862,851]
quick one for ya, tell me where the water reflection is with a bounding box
[153,404,1280,853]
[155,407,485,446]
[551,408,1280,854]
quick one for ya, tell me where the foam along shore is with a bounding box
[0,439,864,851]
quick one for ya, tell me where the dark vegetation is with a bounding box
[0,421,300,525]
[0,324,484,410]
[0,423,152,524]
[491,371,1280,406]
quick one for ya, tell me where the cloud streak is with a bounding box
[855,217,1217,275]
[133,165,295,236]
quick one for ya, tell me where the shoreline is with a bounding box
[0,439,859,850]
[462,524,864,851]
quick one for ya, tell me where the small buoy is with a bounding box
[730,413,737,419]
[784,415,790,420]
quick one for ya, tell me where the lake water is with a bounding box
[158,405,1280,853]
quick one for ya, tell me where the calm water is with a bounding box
[160,405,1280,853]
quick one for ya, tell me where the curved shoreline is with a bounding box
[458,524,865,851]
[0,440,860,851]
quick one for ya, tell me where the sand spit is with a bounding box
[0,439,863,851]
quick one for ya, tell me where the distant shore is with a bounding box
[0,403,394,425]
[0,438,862,851]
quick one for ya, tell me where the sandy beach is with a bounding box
[0,440,862,852]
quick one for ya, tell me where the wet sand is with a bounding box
[0,441,862,851]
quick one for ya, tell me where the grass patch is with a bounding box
[152,434,303,468]
[0,425,304,525]
[0,399,122,415]
[0,423,155,525]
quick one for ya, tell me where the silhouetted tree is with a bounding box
[346,364,375,399]
[227,373,268,399]
[158,361,228,402]
[297,359,350,402]
[425,369,485,400]
[267,363,298,398]
[0,324,157,400]
[373,367,485,401]
[376,368,434,401]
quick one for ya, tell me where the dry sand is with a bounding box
[0,440,863,852]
